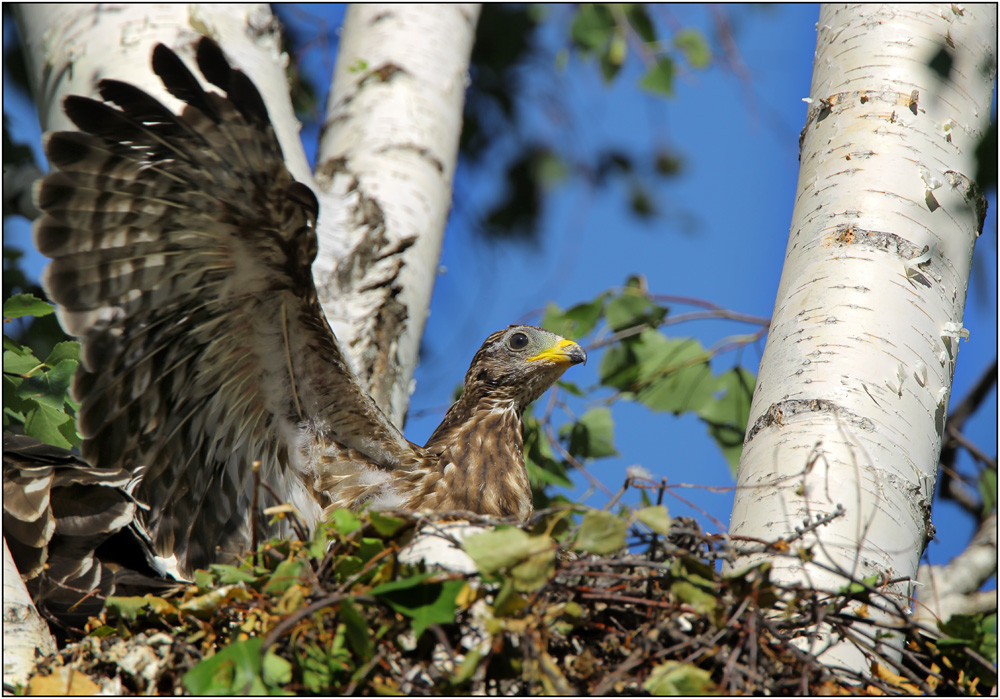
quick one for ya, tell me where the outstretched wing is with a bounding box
[35,38,416,577]
[2,434,134,622]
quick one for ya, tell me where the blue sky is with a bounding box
[4,6,996,573]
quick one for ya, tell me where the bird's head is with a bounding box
[463,325,587,408]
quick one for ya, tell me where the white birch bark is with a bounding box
[2,540,57,689]
[728,3,996,673]
[313,4,480,426]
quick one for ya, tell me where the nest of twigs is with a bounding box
[19,505,998,696]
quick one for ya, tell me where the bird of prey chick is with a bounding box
[5,37,585,602]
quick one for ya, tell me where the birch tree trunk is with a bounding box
[729,3,996,673]
[2,540,57,688]
[313,4,480,426]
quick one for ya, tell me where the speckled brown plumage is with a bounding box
[5,37,586,592]
[3,434,135,623]
[318,326,586,521]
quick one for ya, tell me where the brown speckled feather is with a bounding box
[3,435,135,622]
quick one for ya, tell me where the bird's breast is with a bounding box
[427,406,531,520]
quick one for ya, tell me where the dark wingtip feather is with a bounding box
[34,216,74,257]
[196,35,272,129]
[44,131,94,168]
[98,78,171,121]
[35,172,76,212]
[228,69,271,128]
[195,36,231,91]
[64,95,113,134]
[286,181,319,221]
[152,42,219,122]
[63,96,147,146]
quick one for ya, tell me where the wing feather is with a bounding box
[35,38,418,578]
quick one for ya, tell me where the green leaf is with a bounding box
[333,556,363,580]
[570,4,616,53]
[635,505,671,536]
[208,564,259,585]
[698,368,755,474]
[511,548,556,591]
[526,460,573,489]
[605,292,666,332]
[3,293,55,319]
[262,560,306,594]
[369,572,433,597]
[194,570,215,592]
[45,359,78,402]
[555,379,585,397]
[534,151,568,187]
[466,527,557,590]
[450,649,482,686]
[179,585,254,616]
[24,403,73,448]
[602,328,698,393]
[357,537,385,563]
[565,407,618,459]
[599,341,641,390]
[374,577,466,640]
[697,367,755,424]
[671,580,718,614]
[261,651,293,690]
[935,612,997,686]
[182,637,291,695]
[643,661,714,695]
[3,375,30,420]
[979,469,997,516]
[330,508,362,536]
[640,57,675,97]
[574,510,626,555]
[636,364,714,413]
[706,423,744,475]
[308,523,333,560]
[524,414,573,490]
[464,528,552,574]
[369,510,406,538]
[105,594,178,622]
[674,29,711,68]
[44,341,81,366]
[57,418,82,448]
[600,31,626,82]
[3,347,41,375]
[541,294,606,340]
[339,598,374,661]
[18,376,63,411]
[624,5,656,43]
[634,339,715,414]
[672,556,717,589]
[670,555,721,613]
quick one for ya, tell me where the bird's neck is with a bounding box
[424,384,520,453]
[423,387,533,519]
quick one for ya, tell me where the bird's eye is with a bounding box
[507,332,530,351]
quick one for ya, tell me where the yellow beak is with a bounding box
[526,338,587,366]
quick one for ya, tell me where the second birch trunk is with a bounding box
[728,3,996,672]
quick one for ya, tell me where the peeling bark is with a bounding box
[313,4,480,425]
